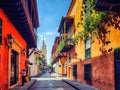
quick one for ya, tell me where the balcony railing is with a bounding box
[60,33,68,37]
[57,38,74,53]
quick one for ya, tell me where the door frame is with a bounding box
[8,39,22,89]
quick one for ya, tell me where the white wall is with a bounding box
[29,49,39,76]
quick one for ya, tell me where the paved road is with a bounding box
[29,71,76,90]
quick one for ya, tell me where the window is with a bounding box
[0,18,2,44]
[84,64,91,82]
[85,39,91,59]
[73,64,77,78]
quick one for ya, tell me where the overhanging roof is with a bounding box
[95,0,120,12]
[0,0,39,48]
[58,17,73,33]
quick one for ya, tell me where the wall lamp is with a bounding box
[5,34,14,48]
[21,49,26,55]
[74,53,77,59]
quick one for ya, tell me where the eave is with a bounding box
[0,0,39,48]
[58,17,73,33]
[95,0,120,12]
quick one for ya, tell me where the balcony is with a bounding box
[60,33,68,38]
[94,0,120,12]
[57,38,74,53]
[52,53,66,65]
[58,17,73,33]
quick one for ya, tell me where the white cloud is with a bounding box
[45,32,56,35]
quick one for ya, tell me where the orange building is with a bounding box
[52,0,120,90]
[0,0,39,90]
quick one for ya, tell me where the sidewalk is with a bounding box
[52,73,99,90]
[10,79,36,90]
[62,79,100,90]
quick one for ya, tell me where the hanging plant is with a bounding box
[57,37,75,53]
[57,40,65,54]
[74,0,108,43]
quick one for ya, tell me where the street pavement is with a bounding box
[11,71,99,90]
[29,71,76,90]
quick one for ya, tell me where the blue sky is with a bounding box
[36,0,72,64]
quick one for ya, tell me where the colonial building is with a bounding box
[0,0,39,89]
[28,48,39,76]
[51,36,62,74]
[51,0,120,90]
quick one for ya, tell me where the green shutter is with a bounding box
[73,64,77,78]
[84,64,91,82]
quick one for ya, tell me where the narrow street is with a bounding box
[29,71,76,90]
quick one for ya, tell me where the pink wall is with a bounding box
[75,53,115,90]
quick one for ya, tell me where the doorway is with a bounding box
[114,48,120,90]
[10,50,19,86]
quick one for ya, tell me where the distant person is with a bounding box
[21,69,26,86]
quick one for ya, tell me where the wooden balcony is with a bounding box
[52,53,66,65]
[60,38,74,53]
[0,0,39,48]
[60,33,68,37]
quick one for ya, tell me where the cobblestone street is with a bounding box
[29,71,76,90]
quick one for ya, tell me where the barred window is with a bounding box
[84,64,91,82]
[73,64,77,78]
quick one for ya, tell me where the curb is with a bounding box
[62,79,81,90]
[27,79,36,90]
[11,79,36,90]
[62,79,100,90]
[22,79,36,90]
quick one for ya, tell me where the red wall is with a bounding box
[0,9,27,90]
[74,53,115,90]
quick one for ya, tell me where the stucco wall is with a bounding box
[75,53,115,90]
[0,9,27,89]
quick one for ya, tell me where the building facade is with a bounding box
[28,48,40,76]
[0,0,39,89]
[52,0,120,90]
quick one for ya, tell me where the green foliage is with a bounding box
[74,0,107,43]
[36,57,43,65]
[57,40,65,53]
[57,37,75,53]
[65,37,75,45]
[38,60,42,65]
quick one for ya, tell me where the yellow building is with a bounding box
[51,0,120,90]
[65,0,120,90]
